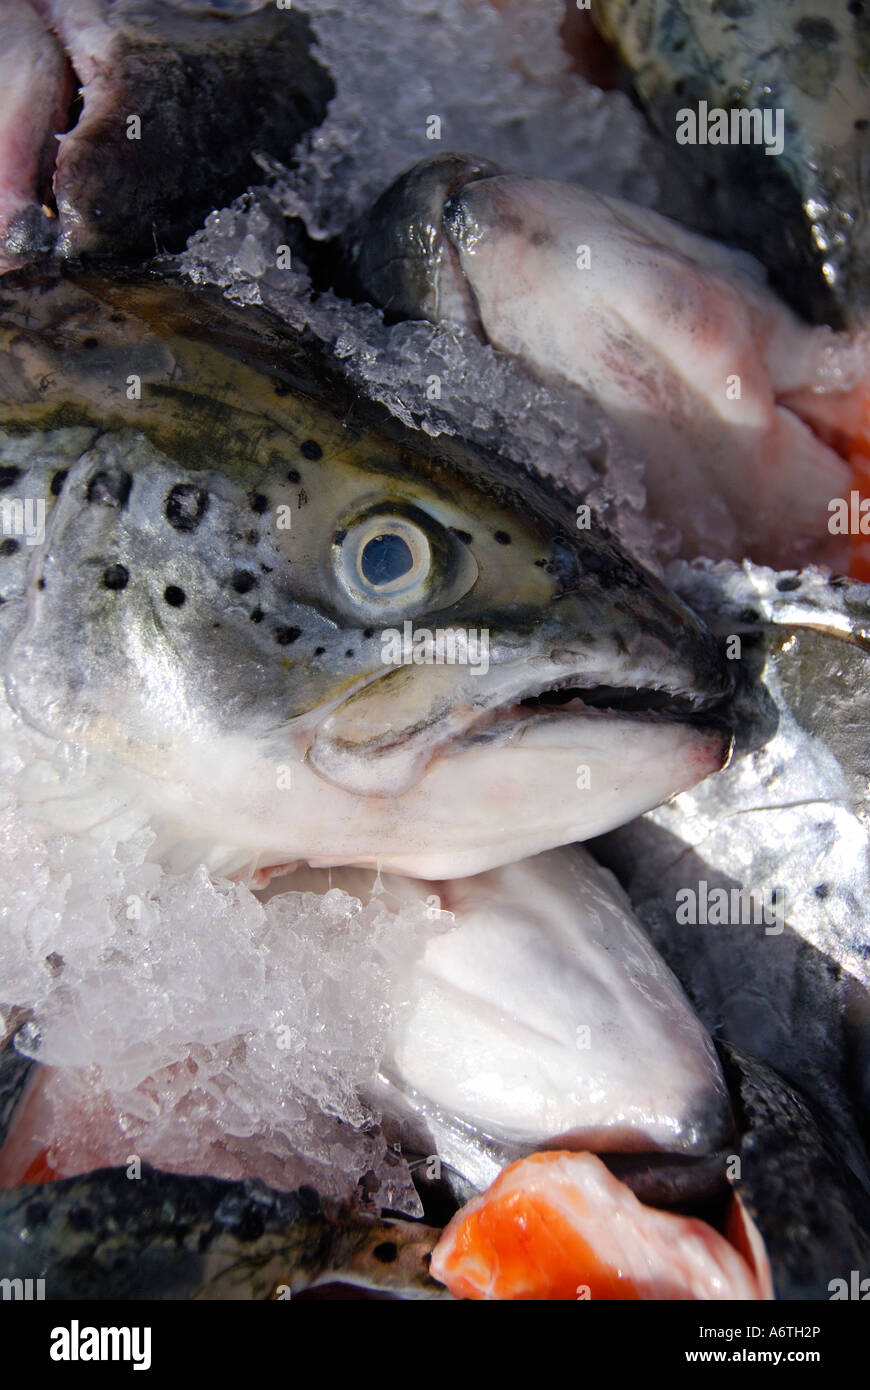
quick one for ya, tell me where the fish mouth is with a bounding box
[519,676,717,719]
[456,671,732,748]
[300,644,732,882]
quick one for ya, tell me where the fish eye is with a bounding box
[330,501,479,622]
[334,512,433,612]
[360,531,418,589]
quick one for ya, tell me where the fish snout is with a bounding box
[348,153,501,326]
[536,527,736,718]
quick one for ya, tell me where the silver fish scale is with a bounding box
[595,560,870,1186]
[0,427,99,647]
[3,430,330,748]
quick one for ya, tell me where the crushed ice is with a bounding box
[0,807,445,1213]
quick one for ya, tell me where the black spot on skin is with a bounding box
[372,1241,398,1264]
[298,488,309,507]
[36,578,45,590]
[363,628,375,638]
[776,575,802,592]
[794,15,837,44]
[231,569,258,594]
[0,465,23,491]
[300,439,323,461]
[82,336,100,350]
[815,882,830,899]
[0,538,19,557]
[314,646,325,656]
[110,313,125,324]
[165,483,209,532]
[50,469,68,496]
[533,557,547,567]
[246,530,259,545]
[88,469,132,508]
[260,564,273,574]
[102,564,129,590]
[856,118,868,131]
[276,626,301,645]
[333,528,347,546]
[286,468,301,485]
[250,491,269,515]
[494,531,511,545]
[67,1205,94,1233]
[451,527,473,545]
[345,649,354,658]
[249,607,264,623]
[163,584,186,607]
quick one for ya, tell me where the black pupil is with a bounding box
[360,533,414,586]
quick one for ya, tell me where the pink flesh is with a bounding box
[431,1151,770,1301]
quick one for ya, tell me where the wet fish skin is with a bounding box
[593,561,870,1228]
[591,0,870,328]
[721,1046,870,1300]
[0,272,731,881]
[0,1162,446,1299]
[346,152,501,329]
[0,0,334,271]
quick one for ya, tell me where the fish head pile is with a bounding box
[0,274,732,881]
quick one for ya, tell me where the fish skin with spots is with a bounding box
[0,272,732,883]
[591,0,870,328]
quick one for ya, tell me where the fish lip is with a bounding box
[454,684,734,758]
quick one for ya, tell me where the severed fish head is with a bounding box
[0,273,732,880]
[0,0,333,273]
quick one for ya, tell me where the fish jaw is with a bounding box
[0,420,733,880]
[383,846,733,1153]
[152,708,728,881]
